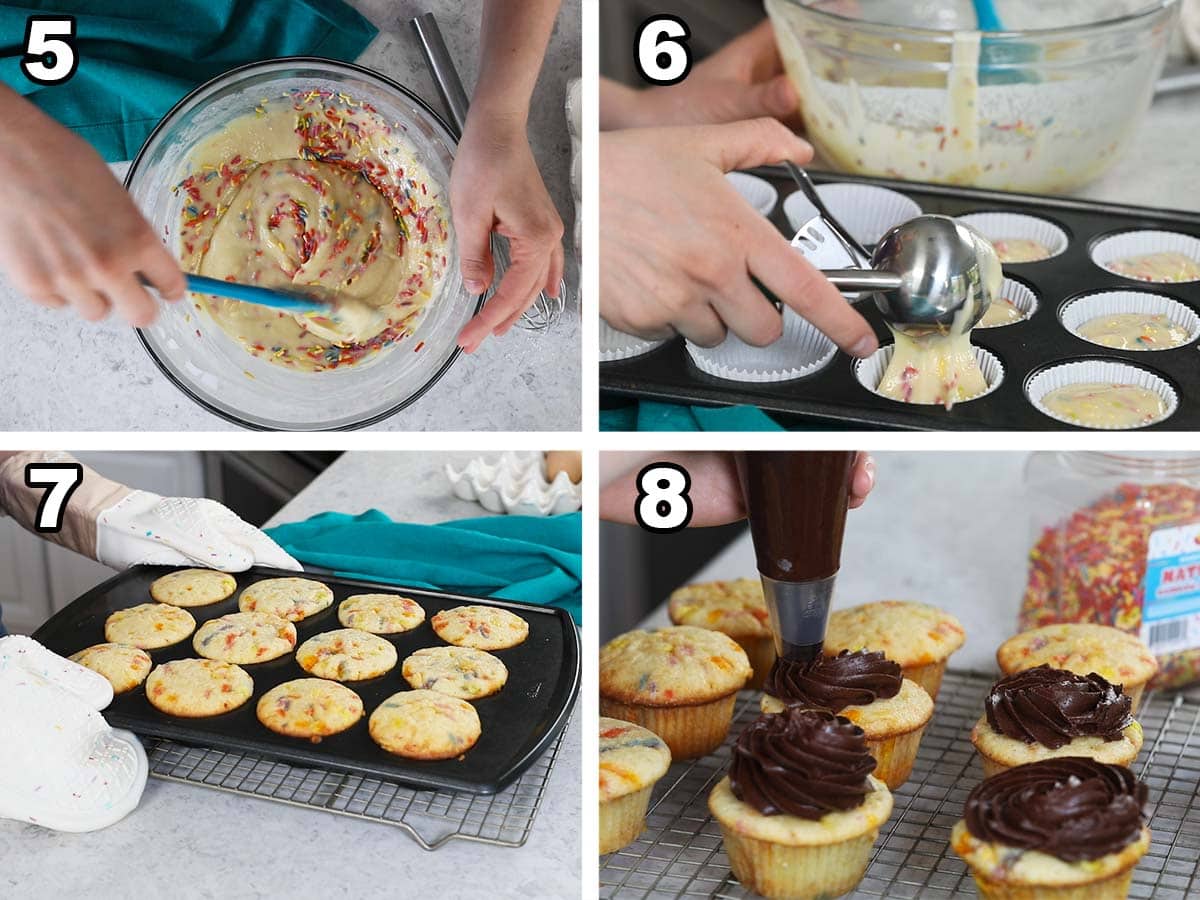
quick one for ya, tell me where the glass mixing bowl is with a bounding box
[125,58,477,430]
[764,0,1179,193]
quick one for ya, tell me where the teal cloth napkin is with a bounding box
[265,510,582,625]
[600,401,785,432]
[0,0,378,161]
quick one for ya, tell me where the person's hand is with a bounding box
[449,115,565,353]
[0,89,185,327]
[600,21,797,129]
[600,118,876,354]
[599,452,875,525]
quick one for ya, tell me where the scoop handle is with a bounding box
[820,269,904,292]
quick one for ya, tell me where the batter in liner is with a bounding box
[875,329,988,407]
[1106,252,1200,284]
[978,296,1025,328]
[174,88,450,371]
[1040,383,1166,429]
[1076,313,1191,350]
[992,238,1053,264]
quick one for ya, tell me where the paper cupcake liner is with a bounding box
[956,212,1069,262]
[718,822,879,899]
[599,785,655,855]
[1091,230,1200,283]
[737,636,776,692]
[599,693,737,760]
[867,726,927,790]
[970,869,1136,900]
[686,309,837,383]
[902,661,949,700]
[726,171,778,217]
[783,183,922,247]
[854,344,1005,405]
[977,278,1039,329]
[1025,360,1178,430]
[1125,684,1146,713]
[1060,290,1200,351]
[599,317,667,362]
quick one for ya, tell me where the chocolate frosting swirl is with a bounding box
[986,665,1133,750]
[764,649,902,712]
[965,757,1147,861]
[729,708,876,818]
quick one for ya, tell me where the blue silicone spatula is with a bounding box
[182,274,331,314]
[972,0,1037,86]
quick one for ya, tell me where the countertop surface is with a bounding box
[0,0,580,432]
[1,451,582,899]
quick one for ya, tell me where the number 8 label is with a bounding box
[635,463,693,533]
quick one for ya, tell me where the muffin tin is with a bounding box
[600,171,1200,430]
[32,565,580,794]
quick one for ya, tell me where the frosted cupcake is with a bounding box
[599,626,751,759]
[760,649,933,788]
[823,600,965,699]
[598,717,672,855]
[997,624,1158,712]
[668,578,774,690]
[709,708,893,900]
[952,758,1150,899]
[971,665,1143,777]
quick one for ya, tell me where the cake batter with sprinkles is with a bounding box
[174,88,450,371]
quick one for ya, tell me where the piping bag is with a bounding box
[735,452,854,662]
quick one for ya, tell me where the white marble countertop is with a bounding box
[0,451,581,898]
[0,0,580,431]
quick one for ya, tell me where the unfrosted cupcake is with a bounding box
[951,758,1150,899]
[823,600,965,699]
[668,578,774,689]
[599,625,751,759]
[971,665,1142,777]
[997,624,1158,712]
[598,717,672,854]
[709,708,893,900]
[760,649,933,788]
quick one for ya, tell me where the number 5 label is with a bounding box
[635,463,693,533]
[634,15,692,86]
[22,16,78,86]
[24,463,83,533]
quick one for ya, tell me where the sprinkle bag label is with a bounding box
[1141,520,1200,654]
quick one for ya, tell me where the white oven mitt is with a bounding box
[0,636,147,832]
[0,452,301,573]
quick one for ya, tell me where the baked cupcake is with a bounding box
[598,717,672,854]
[971,665,1143,777]
[997,624,1158,712]
[951,758,1150,899]
[668,578,774,689]
[760,650,933,788]
[823,600,965,699]
[599,626,751,759]
[708,707,893,900]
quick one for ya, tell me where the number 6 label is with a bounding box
[22,16,78,86]
[24,462,83,533]
[634,15,692,86]
[635,463,693,533]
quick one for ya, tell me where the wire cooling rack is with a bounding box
[599,671,1200,899]
[141,714,569,851]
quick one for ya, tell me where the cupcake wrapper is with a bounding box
[1091,230,1200,284]
[956,212,1069,261]
[727,171,779,217]
[719,822,879,899]
[977,278,1039,329]
[902,660,949,700]
[599,693,737,760]
[600,317,666,362]
[970,868,1135,900]
[687,309,837,383]
[855,344,1005,405]
[867,723,928,790]
[1125,683,1146,714]
[1060,290,1200,350]
[599,784,654,855]
[1025,360,1178,429]
[736,636,777,691]
[783,183,922,247]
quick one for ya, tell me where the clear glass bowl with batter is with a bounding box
[125,58,476,430]
[764,0,1179,193]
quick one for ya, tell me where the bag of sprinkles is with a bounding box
[1021,452,1200,690]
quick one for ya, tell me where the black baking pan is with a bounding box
[32,565,580,795]
[600,170,1200,430]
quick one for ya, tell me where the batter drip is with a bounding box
[175,89,450,371]
[1107,251,1200,284]
[1040,383,1166,429]
[978,296,1024,328]
[876,329,988,408]
[1076,313,1191,350]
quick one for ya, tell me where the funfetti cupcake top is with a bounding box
[823,601,965,667]
[599,717,671,803]
[985,665,1133,749]
[963,758,1147,862]
[667,578,771,639]
[997,624,1158,688]
[764,649,902,713]
[599,626,750,707]
[729,708,876,819]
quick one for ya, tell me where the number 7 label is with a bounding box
[24,462,83,533]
